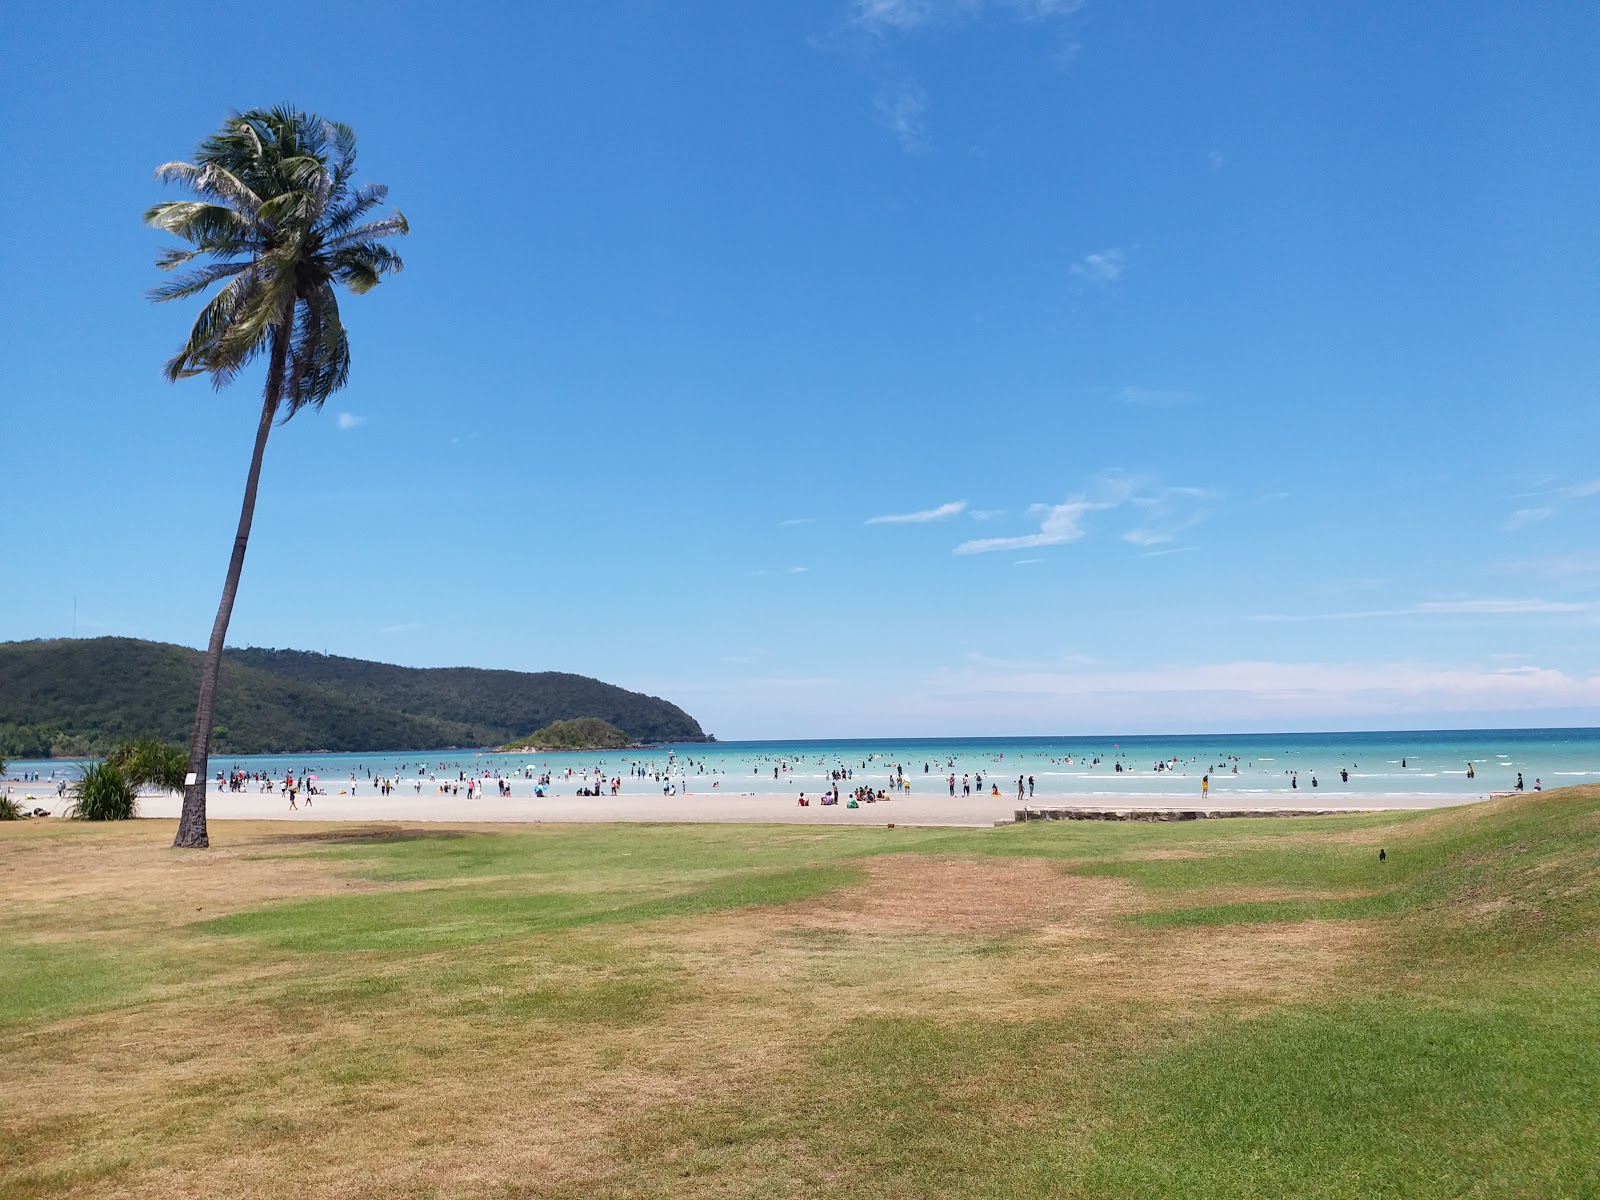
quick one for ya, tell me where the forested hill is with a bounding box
[0,638,707,758]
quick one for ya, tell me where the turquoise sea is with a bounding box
[7,728,1596,802]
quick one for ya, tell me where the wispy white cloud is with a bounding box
[789,566,811,574]
[919,659,1600,725]
[380,621,420,634]
[1504,506,1553,531]
[1121,484,1217,548]
[1208,149,1225,170]
[686,656,1600,738]
[1494,553,1600,580]
[1014,558,1043,566]
[851,0,935,32]
[955,499,1110,554]
[1253,598,1596,622]
[1137,546,1196,559]
[956,475,1209,556]
[839,0,1085,151]
[1500,478,1600,530]
[1071,248,1124,284]
[336,412,367,431]
[873,82,929,152]
[778,517,816,527]
[1123,529,1171,547]
[1419,598,1590,615]
[969,508,1006,521]
[868,499,967,525]
[851,0,1082,35]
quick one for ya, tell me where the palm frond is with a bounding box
[154,244,205,271]
[164,268,264,382]
[325,211,409,250]
[154,161,264,218]
[321,184,389,238]
[330,243,405,293]
[210,272,295,385]
[328,121,358,193]
[283,283,349,415]
[147,259,250,304]
[283,286,324,409]
[192,163,264,217]
[257,188,323,231]
[144,201,254,246]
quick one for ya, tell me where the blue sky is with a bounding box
[3,0,1598,738]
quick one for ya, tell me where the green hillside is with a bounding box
[0,638,706,757]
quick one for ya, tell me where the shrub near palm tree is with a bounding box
[68,762,140,821]
[0,756,15,820]
[108,740,189,794]
[146,107,408,848]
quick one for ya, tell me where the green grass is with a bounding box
[3,790,1598,1197]
[299,822,911,881]
[1083,788,1600,935]
[202,863,861,951]
[596,980,1600,1199]
[1082,988,1600,1199]
[0,940,159,1030]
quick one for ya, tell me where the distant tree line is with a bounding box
[0,638,707,758]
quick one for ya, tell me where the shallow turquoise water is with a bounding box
[9,728,1592,802]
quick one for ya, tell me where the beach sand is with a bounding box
[126,784,1472,827]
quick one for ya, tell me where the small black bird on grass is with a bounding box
[1378,848,1387,862]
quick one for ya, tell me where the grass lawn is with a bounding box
[2,790,1597,1198]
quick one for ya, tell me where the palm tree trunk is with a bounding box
[173,310,293,849]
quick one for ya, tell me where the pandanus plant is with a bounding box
[146,107,408,847]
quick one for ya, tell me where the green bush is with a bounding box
[0,755,16,819]
[107,739,188,792]
[67,762,139,821]
[506,717,632,751]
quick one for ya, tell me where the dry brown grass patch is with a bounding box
[764,853,1138,937]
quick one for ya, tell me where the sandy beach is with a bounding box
[112,783,1479,827]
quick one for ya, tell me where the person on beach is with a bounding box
[1202,774,1209,798]
[1516,772,1524,792]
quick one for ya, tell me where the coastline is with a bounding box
[113,784,1480,827]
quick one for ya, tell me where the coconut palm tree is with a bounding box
[147,107,408,848]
